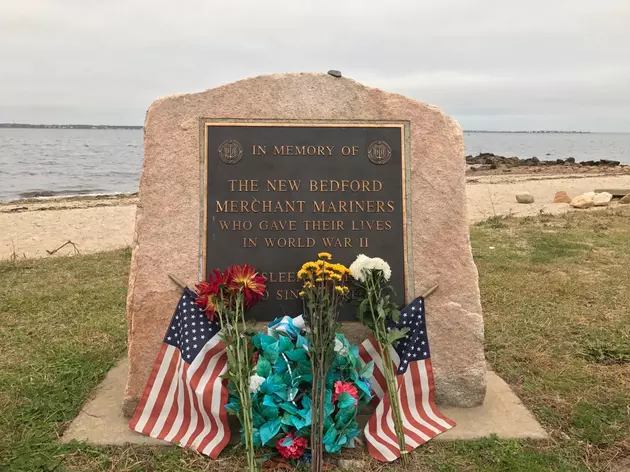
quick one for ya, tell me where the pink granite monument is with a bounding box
[123,73,486,416]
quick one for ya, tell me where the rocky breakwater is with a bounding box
[466,153,623,171]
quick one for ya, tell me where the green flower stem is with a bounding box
[217,295,257,471]
[365,275,407,463]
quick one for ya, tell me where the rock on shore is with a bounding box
[466,153,622,169]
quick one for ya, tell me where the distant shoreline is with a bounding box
[0,123,599,133]
[0,123,142,130]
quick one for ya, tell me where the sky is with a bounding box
[0,0,629,131]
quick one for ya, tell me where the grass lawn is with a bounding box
[0,208,629,471]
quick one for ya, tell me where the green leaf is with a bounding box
[336,391,357,409]
[279,402,298,415]
[387,327,409,345]
[355,378,372,398]
[285,349,308,361]
[357,298,369,323]
[360,360,374,379]
[261,404,279,420]
[262,394,276,408]
[259,418,282,445]
[224,401,240,415]
[257,357,272,377]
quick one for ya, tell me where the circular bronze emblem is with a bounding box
[218,140,243,164]
[367,141,392,165]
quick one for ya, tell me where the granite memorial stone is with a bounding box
[123,73,486,416]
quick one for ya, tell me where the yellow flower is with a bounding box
[304,281,313,289]
[318,252,332,260]
[301,261,317,271]
[315,277,323,283]
[330,273,342,281]
[334,285,349,295]
[299,290,305,297]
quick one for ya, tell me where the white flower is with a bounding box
[249,374,265,393]
[369,257,392,281]
[349,254,370,282]
[334,336,348,356]
[349,254,391,282]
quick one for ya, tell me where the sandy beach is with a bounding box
[1,173,629,260]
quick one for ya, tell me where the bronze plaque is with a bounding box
[202,121,409,321]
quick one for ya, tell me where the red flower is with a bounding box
[276,433,308,459]
[252,352,259,366]
[227,264,267,308]
[195,269,231,320]
[332,381,358,405]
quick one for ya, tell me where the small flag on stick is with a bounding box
[129,288,230,458]
[359,296,456,462]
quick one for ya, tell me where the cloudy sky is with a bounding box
[1,0,628,131]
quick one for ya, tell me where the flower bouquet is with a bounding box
[297,252,352,471]
[195,265,267,471]
[228,314,372,466]
[349,254,409,461]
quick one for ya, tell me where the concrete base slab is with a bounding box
[61,358,547,446]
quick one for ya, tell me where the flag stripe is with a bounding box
[423,360,457,428]
[149,361,180,437]
[400,361,442,437]
[129,290,230,459]
[139,346,179,435]
[176,342,217,446]
[189,353,226,449]
[360,296,456,462]
[181,339,226,448]
[129,343,170,432]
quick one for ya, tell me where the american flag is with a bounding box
[359,296,456,462]
[129,288,230,458]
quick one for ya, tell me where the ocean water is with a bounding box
[0,128,629,201]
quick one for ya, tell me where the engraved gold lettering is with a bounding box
[242,237,257,248]
[267,180,302,192]
[252,145,266,155]
[321,237,352,248]
[219,220,252,231]
[303,220,344,231]
[227,180,258,192]
[264,237,315,248]
[216,200,305,213]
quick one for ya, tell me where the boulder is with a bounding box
[553,191,571,204]
[599,159,620,167]
[619,194,630,204]
[570,194,595,209]
[522,157,540,166]
[516,193,534,204]
[593,192,613,206]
